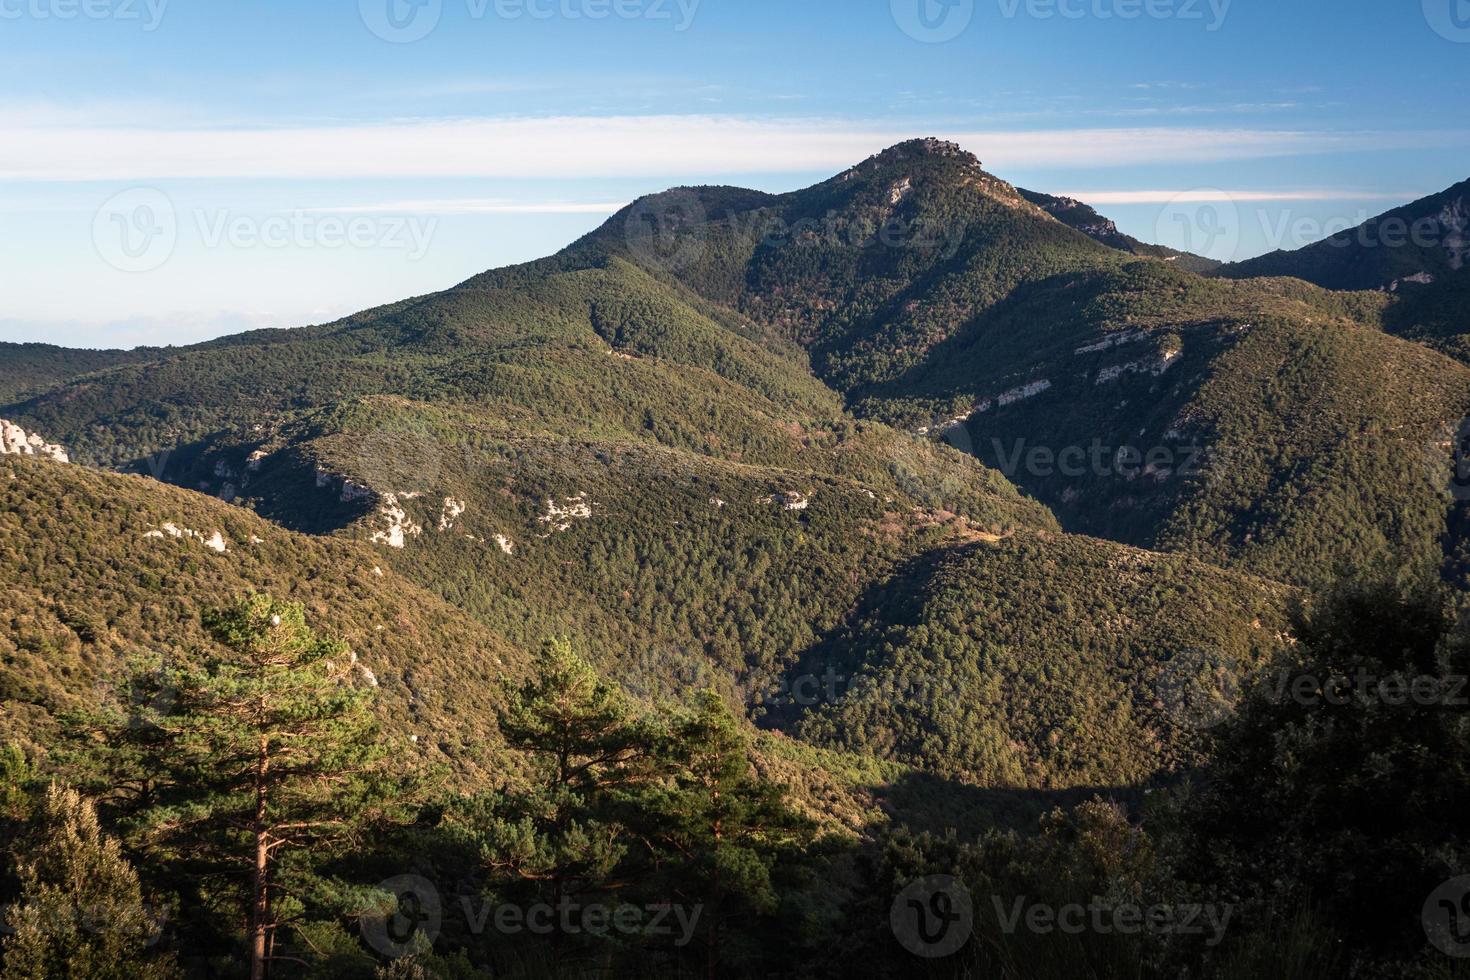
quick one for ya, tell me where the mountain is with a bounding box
[1217,178,1470,291]
[564,140,1470,588]
[2,139,1466,799]
[1216,178,1470,358]
[0,342,162,404]
[8,140,1470,977]
[1017,188,1222,272]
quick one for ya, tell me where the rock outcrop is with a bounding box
[0,419,69,463]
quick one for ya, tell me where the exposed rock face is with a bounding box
[370,493,423,549]
[916,379,1053,436]
[1387,271,1436,292]
[0,420,69,463]
[1096,345,1183,385]
[772,490,810,512]
[438,497,466,531]
[539,494,593,533]
[1439,196,1468,270]
[997,379,1052,406]
[143,522,229,553]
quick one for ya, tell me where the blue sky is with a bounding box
[2,0,1468,348]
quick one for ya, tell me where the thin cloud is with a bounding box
[313,199,626,215]
[3,115,1461,181]
[1060,189,1427,204]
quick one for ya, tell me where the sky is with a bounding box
[1,0,1468,349]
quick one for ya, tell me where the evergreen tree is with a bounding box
[642,690,815,978]
[1181,582,1470,966]
[0,742,36,856]
[104,595,406,980]
[0,784,178,980]
[459,640,654,919]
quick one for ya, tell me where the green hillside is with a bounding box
[847,262,1470,587]
[0,342,162,404]
[6,140,1469,788]
[542,144,1470,589]
[789,530,1290,789]
[0,454,525,780]
[1216,179,1470,357]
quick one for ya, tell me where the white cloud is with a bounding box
[3,114,1459,181]
[1057,189,1427,204]
[313,199,626,215]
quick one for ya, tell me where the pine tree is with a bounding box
[463,640,654,919]
[0,742,36,858]
[0,743,33,824]
[1182,582,1470,964]
[110,595,406,980]
[0,784,178,980]
[642,690,815,978]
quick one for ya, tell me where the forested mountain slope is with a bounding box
[1215,178,1470,361]
[5,139,1467,802]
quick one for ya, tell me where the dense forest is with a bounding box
[4,581,1469,978]
[4,138,1470,977]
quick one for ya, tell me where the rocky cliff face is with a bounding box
[0,419,69,463]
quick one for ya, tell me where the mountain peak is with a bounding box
[829,137,987,191]
[858,138,981,173]
[874,137,976,163]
